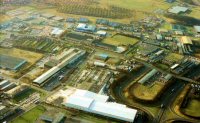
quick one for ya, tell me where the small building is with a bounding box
[76,23,96,33]
[41,13,55,19]
[94,61,106,67]
[168,6,189,14]
[96,30,107,37]
[51,28,65,37]
[78,18,89,23]
[94,54,109,61]
[156,34,163,40]
[52,16,64,21]
[96,19,109,25]
[194,26,200,33]
[66,17,76,23]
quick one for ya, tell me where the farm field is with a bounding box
[102,35,139,46]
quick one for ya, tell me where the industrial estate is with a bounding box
[0,0,200,123]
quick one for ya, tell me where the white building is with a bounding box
[63,89,137,122]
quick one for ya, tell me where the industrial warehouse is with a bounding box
[33,48,86,86]
[47,89,138,123]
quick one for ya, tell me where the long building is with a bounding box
[63,89,137,123]
[33,49,86,85]
[138,69,158,84]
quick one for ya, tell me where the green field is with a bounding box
[102,35,139,46]
[11,105,46,123]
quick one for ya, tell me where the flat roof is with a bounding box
[63,89,137,122]
[168,6,188,14]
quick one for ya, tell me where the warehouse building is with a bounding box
[63,89,137,123]
[33,49,86,86]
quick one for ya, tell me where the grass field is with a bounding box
[182,99,200,117]
[11,105,46,123]
[131,83,163,101]
[102,35,139,46]
[164,53,184,64]
[0,48,43,65]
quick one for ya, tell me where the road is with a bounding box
[111,66,155,121]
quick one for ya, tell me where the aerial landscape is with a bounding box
[0,0,200,123]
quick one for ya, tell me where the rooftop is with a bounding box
[168,6,189,14]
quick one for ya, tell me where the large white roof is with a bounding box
[66,96,94,109]
[73,89,109,102]
[63,89,137,122]
[90,101,137,122]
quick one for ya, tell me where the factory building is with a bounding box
[33,49,86,86]
[138,69,158,84]
[63,89,137,123]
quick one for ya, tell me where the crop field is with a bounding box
[11,105,46,123]
[102,35,139,46]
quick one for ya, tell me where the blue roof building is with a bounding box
[66,17,76,23]
[78,18,89,23]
